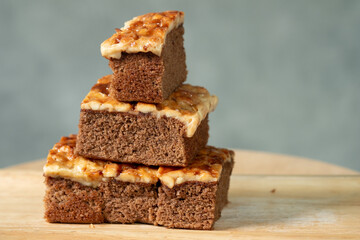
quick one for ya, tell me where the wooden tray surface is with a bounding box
[1,168,359,239]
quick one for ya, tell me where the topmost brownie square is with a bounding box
[101,11,187,103]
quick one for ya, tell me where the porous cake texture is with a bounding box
[44,135,234,230]
[44,178,158,224]
[156,147,234,230]
[75,75,218,167]
[101,11,187,103]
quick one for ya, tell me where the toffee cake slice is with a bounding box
[44,135,158,224]
[156,146,234,230]
[75,75,218,167]
[101,11,187,103]
[44,135,234,230]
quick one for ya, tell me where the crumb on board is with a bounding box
[270,188,276,193]
[89,223,95,229]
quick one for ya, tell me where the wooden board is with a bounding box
[5,149,359,175]
[0,169,359,239]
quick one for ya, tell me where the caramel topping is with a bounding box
[156,85,207,114]
[81,75,132,112]
[44,135,233,188]
[55,135,77,149]
[101,11,184,59]
[81,76,218,138]
[158,146,234,188]
[47,135,77,165]
[44,135,158,187]
[91,82,109,95]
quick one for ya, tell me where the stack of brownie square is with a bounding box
[43,11,234,230]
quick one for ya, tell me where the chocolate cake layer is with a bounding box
[101,11,186,103]
[156,160,233,230]
[44,135,158,224]
[108,26,186,103]
[44,178,158,224]
[44,135,234,229]
[76,111,208,167]
[76,77,217,167]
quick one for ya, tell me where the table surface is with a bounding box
[1,150,359,240]
[5,149,359,175]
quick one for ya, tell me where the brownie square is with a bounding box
[101,11,187,103]
[75,76,217,167]
[109,26,187,103]
[44,135,159,224]
[76,110,209,167]
[44,177,158,224]
[44,177,105,223]
[156,147,234,230]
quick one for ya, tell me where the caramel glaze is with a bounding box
[47,134,77,164]
[114,11,182,46]
[47,135,158,181]
[91,82,109,95]
[55,134,77,149]
[46,135,232,183]
[86,75,210,115]
[157,147,234,178]
[156,86,207,114]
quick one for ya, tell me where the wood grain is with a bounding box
[0,169,359,239]
[5,149,359,175]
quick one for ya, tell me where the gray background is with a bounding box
[1,0,359,171]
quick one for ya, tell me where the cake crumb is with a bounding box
[89,223,95,229]
[270,188,276,193]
